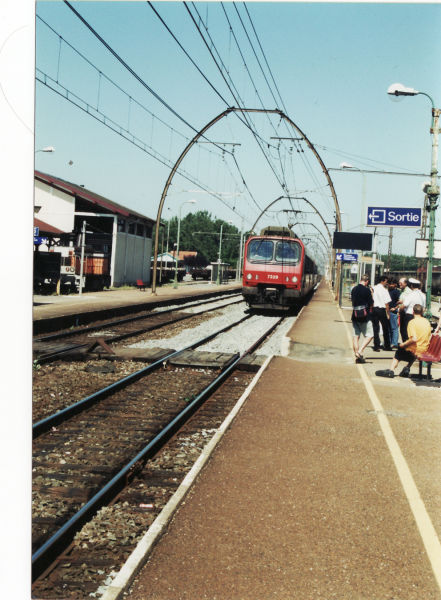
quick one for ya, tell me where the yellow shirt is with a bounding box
[407,316,432,356]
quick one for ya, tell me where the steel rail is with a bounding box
[34,297,244,365]
[33,312,251,438]
[32,314,285,581]
[34,292,241,343]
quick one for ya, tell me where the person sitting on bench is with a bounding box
[375,304,431,379]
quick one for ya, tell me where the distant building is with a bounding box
[34,171,155,288]
[170,250,198,262]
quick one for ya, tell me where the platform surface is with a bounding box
[124,282,441,600]
[33,281,241,321]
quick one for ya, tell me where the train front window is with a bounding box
[248,239,274,262]
[275,241,300,264]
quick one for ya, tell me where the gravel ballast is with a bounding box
[129,303,296,356]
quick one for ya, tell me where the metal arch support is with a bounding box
[151,106,286,293]
[151,106,341,294]
[250,195,286,233]
[250,196,333,246]
[274,109,342,231]
[151,106,234,294]
[273,109,342,298]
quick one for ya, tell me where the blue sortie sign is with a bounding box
[367,207,421,227]
[336,253,358,262]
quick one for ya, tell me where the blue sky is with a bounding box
[31,1,441,261]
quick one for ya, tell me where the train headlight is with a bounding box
[255,275,259,280]
[246,273,252,280]
[285,276,289,282]
[292,276,298,283]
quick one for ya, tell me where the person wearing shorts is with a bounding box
[351,274,374,364]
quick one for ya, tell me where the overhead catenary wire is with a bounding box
[146,1,263,214]
[242,2,289,115]
[36,69,249,222]
[62,0,230,157]
[37,15,205,151]
[186,2,288,194]
[147,1,231,109]
[57,1,261,223]
[218,2,289,189]
[233,2,281,112]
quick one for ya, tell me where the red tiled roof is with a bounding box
[170,251,198,260]
[35,171,155,223]
[34,217,65,234]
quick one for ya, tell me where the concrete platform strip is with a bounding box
[100,355,273,600]
[338,305,441,593]
[281,340,350,363]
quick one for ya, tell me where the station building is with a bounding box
[34,171,155,289]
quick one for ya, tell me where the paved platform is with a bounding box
[116,282,441,600]
[33,281,241,324]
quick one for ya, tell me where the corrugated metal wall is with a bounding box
[114,232,151,285]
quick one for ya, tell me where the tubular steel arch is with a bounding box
[250,196,333,247]
[151,107,341,293]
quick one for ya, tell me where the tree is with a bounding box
[165,211,241,266]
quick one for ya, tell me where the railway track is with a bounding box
[33,292,243,364]
[31,314,285,595]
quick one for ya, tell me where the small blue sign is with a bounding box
[336,252,358,262]
[34,236,48,245]
[34,226,39,236]
[367,207,421,227]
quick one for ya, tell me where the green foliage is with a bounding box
[159,211,241,266]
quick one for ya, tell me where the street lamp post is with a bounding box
[235,216,245,283]
[216,220,232,286]
[173,200,197,289]
[216,223,224,286]
[387,83,440,319]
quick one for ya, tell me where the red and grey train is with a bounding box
[242,226,320,311]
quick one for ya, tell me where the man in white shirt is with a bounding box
[403,278,426,314]
[397,277,412,341]
[400,278,426,339]
[372,275,392,351]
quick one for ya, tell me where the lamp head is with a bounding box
[340,162,353,169]
[387,83,419,97]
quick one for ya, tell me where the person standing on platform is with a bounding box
[372,275,392,351]
[388,279,400,349]
[375,304,431,378]
[397,277,412,341]
[403,278,426,313]
[399,278,426,340]
[351,274,374,363]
